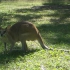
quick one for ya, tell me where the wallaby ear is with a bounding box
[0,25,11,36]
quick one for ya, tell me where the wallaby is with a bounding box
[0,21,50,52]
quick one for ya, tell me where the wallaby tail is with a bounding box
[37,32,50,49]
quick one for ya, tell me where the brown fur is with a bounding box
[0,21,49,52]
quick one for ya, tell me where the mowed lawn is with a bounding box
[0,0,70,70]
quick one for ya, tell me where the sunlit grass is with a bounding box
[0,1,70,70]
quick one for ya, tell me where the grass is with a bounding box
[0,0,70,70]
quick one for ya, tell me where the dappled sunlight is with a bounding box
[38,23,70,49]
[0,1,70,70]
[0,0,70,49]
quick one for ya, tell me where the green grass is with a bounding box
[0,0,70,70]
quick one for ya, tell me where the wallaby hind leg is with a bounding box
[9,42,15,52]
[4,42,7,53]
[21,40,28,52]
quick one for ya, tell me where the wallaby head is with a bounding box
[0,21,50,52]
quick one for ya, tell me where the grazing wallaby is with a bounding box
[0,21,50,52]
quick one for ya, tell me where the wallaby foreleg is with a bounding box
[21,40,28,52]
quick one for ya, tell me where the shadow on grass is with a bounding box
[14,3,70,24]
[0,13,15,26]
[38,23,70,46]
[0,49,40,65]
[32,3,70,10]
[31,3,70,47]
[0,3,70,26]
[0,4,70,45]
[0,2,70,65]
[14,12,42,21]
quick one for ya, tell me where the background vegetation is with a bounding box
[0,0,70,70]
